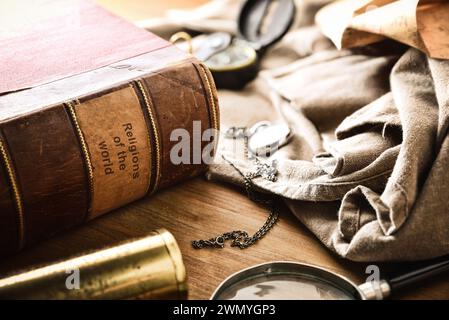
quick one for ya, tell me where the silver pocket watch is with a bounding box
[225,121,293,158]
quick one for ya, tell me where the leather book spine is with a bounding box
[0,60,219,255]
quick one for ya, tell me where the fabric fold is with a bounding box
[149,0,449,262]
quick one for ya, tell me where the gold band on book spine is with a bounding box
[66,101,94,214]
[0,229,187,299]
[134,79,162,195]
[199,64,219,132]
[0,136,24,250]
[197,64,220,159]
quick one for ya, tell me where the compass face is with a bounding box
[205,41,257,71]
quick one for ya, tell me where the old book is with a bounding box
[0,0,219,255]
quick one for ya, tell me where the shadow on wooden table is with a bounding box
[0,177,447,299]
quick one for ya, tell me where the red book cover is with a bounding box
[0,0,169,94]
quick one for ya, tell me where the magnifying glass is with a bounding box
[211,260,449,300]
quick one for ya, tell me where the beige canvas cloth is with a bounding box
[146,0,449,262]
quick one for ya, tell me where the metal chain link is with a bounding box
[192,155,279,250]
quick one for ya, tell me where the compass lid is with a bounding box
[237,0,296,51]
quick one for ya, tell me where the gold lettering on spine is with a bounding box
[135,80,161,195]
[73,86,151,219]
[0,137,24,250]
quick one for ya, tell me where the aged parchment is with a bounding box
[316,0,449,59]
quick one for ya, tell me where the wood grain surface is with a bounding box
[0,178,448,300]
[0,0,447,300]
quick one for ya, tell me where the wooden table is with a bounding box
[1,177,448,300]
[0,0,447,300]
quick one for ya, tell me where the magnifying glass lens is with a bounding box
[212,263,362,300]
[215,274,354,300]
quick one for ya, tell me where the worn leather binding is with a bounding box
[0,47,219,256]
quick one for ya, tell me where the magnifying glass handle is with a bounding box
[359,256,449,300]
[388,257,449,292]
